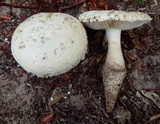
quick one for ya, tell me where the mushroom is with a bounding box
[11,12,88,77]
[78,10,152,113]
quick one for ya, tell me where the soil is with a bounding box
[0,0,160,124]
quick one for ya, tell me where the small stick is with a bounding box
[0,2,38,9]
[59,0,86,12]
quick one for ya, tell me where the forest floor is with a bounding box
[0,0,160,124]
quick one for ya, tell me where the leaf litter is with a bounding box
[0,0,160,124]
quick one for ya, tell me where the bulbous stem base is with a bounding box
[102,64,126,113]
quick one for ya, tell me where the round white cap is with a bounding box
[78,10,152,30]
[11,13,88,77]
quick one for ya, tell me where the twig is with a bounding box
[144,114,160,124]
[10,0,12,15]
[59,0,86,12]
[130,98,141,108]
[0,2,38,9]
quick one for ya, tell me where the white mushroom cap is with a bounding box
[78,10,152,30]
[11,13,88,77]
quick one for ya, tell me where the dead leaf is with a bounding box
[0,15,13,21]
[134,57,143,70]
[128,30,137,38]
[41,113,55,122]
[141,90,160,109]
[128,49,143,70]
[48,88,66,106]
[63,73,73,79]
[80,3,88,13]
[128,31,145,50]
[132,36,145,50]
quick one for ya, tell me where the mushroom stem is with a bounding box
[102,28,126,113]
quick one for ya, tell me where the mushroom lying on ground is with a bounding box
[78,10,152,113]
[11,13,87,77]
